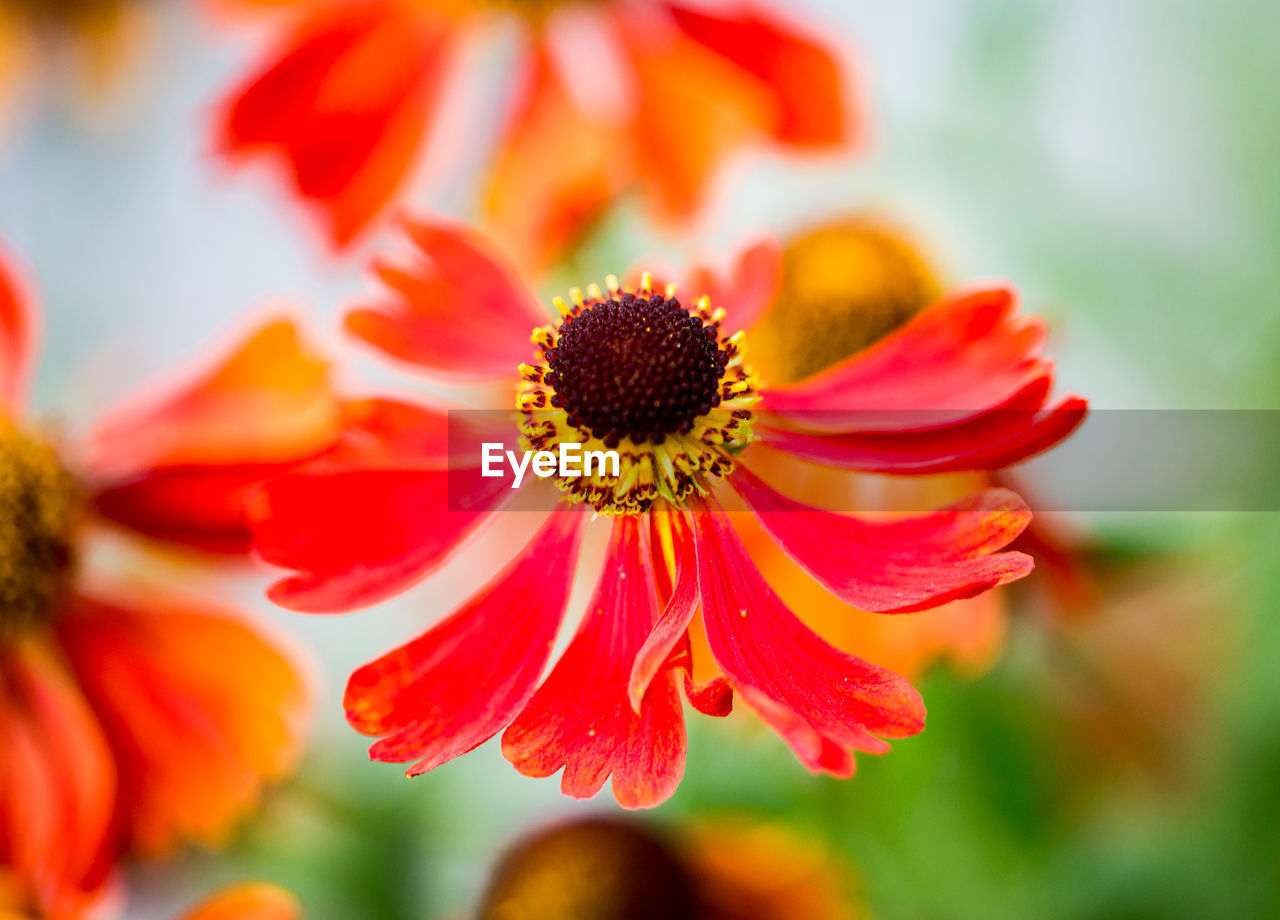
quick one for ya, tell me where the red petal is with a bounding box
[254,469,485,612]
[345,218,547,381]
[217,1,454,247]
[666,2,849,148]
[0,243,35,414]
[322,397,453,469]
[93,466,279,555]
[250,399,515,612]
[628,520,699,711]
[344,512,586,776]
[761,288,1056,431]
[692,506,925,775]
[632,514,733,718]
[758,394,1088,474]
[503,517,686,808]
[56,590,308,858]
[659,629,735,718]
[730,464,1034,613]
[0,636,117,919]
[683,672,733,717]
[687,238,783,334]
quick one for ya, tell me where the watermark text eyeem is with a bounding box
[481,442,620,489]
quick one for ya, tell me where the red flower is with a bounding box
[251,218,1087,807]
[214,0,852,266]
[0,245,331,919]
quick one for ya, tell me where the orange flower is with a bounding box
[214,0,852,266]
[175,883,302,920]
[0,879,302,920]
[0,244,329,920]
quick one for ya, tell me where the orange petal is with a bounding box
[85,317,338,477]
[217,0,456,247]
[0,635,117,920]
[55,590,308,857]
[0,242,36,416]
[617,9,773,222]
[84,318,339,554]
[175,883,302,920]
[485,47,618,273]
[683,819,862,920]
[666,2,851,148]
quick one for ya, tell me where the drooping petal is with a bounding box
[0,636,116,920]
[55,589,308,858]
[0,244,35,415]
[344,512,586,776]
[632,512,733,718]
[730,464,1033,613]
[681,669,733,717]
[175,883,302,920]
[217,0,455,247]
[692,506,925,776]
[687,238,783,334]
[85,318,340,553]
[345,217,547,381]
[485,47,619,274]
[758,393,1088,474]
[250,399,515,612]
[760,287,1059,432]
[665,2,849,148]
[503,517,685,808]
[733,459,1013,678]
[628,518,699,711]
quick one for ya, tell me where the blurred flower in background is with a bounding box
[475,816,860,920]
[0,248,319,919]
[2,880,303,920]
[173,882,301,920]
[0,0,156,133]
[213,0,851,267]
[247,217,1083,806]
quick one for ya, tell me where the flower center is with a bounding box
[0,422,78,641]
[518,275,758,515]
[477,819,697,920]
[9,0,122,27]
[547,292,727,447]
[749,219,940,386]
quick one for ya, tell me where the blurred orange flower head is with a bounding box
[0,245,324,920]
